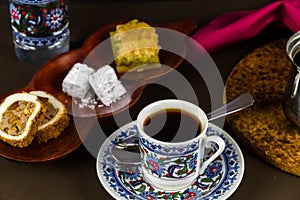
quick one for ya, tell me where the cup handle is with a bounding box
[199,136,226,175]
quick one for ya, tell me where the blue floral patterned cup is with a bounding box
[137,99,225,190]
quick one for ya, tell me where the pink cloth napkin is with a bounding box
[191,0,300,53]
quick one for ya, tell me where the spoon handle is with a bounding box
[206,93,254,121]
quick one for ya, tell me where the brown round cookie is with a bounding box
[225,38,300,176]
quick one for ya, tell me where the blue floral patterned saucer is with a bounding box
[96,122,244,200]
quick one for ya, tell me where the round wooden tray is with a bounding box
[225,38,300,176]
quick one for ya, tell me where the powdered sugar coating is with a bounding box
[62,63,127,109]
[62,63,95,99]
[89,65,126,106]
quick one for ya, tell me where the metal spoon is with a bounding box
[111,93,254,163]
[206,93,254,121]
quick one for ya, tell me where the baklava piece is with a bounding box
[110,19,161,73]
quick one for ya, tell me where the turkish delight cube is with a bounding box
[62,63,95,99]
[89,65,126,106]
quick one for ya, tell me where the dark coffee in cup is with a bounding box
[137,99,225,190]
[143,109,202,143]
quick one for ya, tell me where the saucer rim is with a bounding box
[96,121,245,200]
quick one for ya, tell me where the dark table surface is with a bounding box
[0,0,299,199]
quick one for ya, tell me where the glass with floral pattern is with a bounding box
[9,0,70,65]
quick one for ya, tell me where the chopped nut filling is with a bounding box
[39,97,58,125]
[0,101,35,136]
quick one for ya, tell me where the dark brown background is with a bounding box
[0,0,299,199]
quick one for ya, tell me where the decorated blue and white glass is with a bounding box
[137,99,226,190]
[9,0,69,65]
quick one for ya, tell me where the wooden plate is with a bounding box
[0,19,197,162]
[28,19,198,118]
[0,87,95,162]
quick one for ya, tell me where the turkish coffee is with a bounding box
[143,109,202,143]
